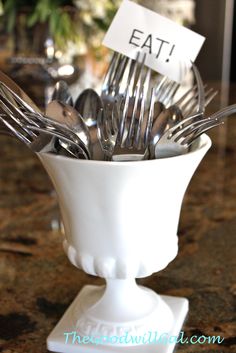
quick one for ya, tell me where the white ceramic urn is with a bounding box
[38,134,211,353]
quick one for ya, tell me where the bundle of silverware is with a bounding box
[0,51,236,161]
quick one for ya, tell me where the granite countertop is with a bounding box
[0,89,235,353]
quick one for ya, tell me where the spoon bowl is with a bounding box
[74,88,102,128]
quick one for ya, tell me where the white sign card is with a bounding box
[103,0,205,82]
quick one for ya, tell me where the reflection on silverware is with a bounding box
[51,80,73,106]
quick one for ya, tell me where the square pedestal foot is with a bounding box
[47,285,189,353]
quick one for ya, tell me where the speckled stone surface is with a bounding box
[0,90,235,353]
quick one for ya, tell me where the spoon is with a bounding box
[74,88,105,159]
[51,80,73,106]
[74,88,102,127]
[46,100,91,158]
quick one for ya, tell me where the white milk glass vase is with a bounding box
[38,134,211,353]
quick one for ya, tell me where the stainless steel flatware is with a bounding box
[154,104,236,158]
[51,80,73,106]
[74,88,103,128]
[149,63,217,158]
[111,59,154,161]
[46,100,91,154]
[0,70,41,113]
[0,92,89,159]
[0,53,221,162]
[97,104,118,160]
[101,52,129,101]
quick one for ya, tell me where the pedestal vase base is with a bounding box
[47,285,189,353]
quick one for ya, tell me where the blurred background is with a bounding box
[0,0,234,107]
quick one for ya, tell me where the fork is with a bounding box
[0,94,89,159]
[154,104,236,158]
[181,87,218,117]
[98,53,147,161]
[149,63,212,157]
[102,51,180,111]
[21,113,91,159]
[26,123,90,159]
[112,89,155,161]
[0,113,87,158]
[97,103,119,160]
[0,81,91,157]
[111,59,155,161]
[150,77,180,121]
[101,52,130,101]
[155,77,179,106]
[152,63,204,120]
